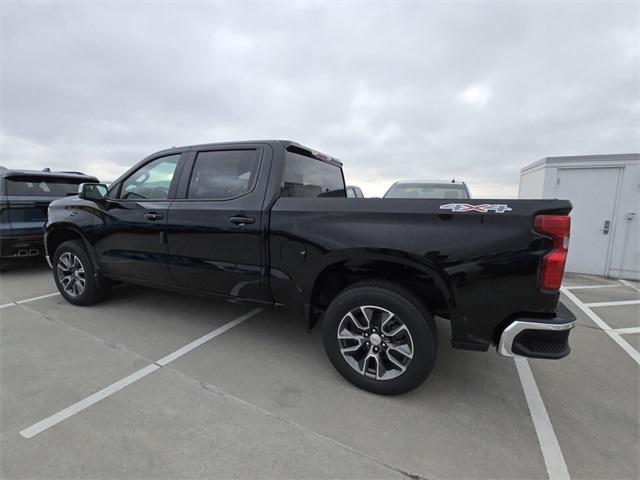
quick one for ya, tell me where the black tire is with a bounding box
[52,240,111,305]
[322,280,437,395]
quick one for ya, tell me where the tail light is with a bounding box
[534,214,571,291]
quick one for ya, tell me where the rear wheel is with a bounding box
[322,281,437,395]
[53,240,111,305]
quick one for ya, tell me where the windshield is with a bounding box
[5,176,86,197]
[384,183,469,199]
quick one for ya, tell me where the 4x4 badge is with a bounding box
[440,203,513,213]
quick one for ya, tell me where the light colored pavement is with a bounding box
[24,283,253,361]
[1,264,638,479]
[625,333,640,351]
[588,304,639,329]
[0,260,55,303]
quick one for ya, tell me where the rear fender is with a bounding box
[307,249,480,348]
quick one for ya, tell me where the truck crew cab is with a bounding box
[45,140,576,395]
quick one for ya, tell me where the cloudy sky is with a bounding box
[1,1,638,197]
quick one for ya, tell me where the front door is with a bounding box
[167,147,265,299]
[94,153,183,285]
[556,167,621,275]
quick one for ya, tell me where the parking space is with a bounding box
[588,304,640,330]
[569,285,640,305]
[0,260,54,304]
[1,264,638,479]
[25,283,252,362]
[624,333,640,351]
[169,316,548,479]
[0,305,146,436]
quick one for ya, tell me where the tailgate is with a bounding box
[7,195,53,236]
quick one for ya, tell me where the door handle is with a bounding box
[143,212,163,221]
[229,216,255,226]
[601,220,610,235]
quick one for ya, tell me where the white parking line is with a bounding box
[584,299,640,308]
[16,292,60,304]
[155,309,262,366]
[612,326,640,335]
[619,279,640,293]
[561,288,640,366]
[562,284,618,290]
[19,307,262,439]
[514,357,570,480]
[0,292,60,310]
[19,364,160,439]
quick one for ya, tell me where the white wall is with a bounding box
[608,162,639,279]
[519,165,560,199]
[518,167,546,198]
[519,155,640,280]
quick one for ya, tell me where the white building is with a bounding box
[519,154,639,280]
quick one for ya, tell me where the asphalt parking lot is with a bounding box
[1,261,638,479]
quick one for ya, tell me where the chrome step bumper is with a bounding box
[498,303,576,359]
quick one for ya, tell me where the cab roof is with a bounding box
[153,139,343,167]
[0,166,97,180]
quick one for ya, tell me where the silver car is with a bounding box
[384,179,471,199]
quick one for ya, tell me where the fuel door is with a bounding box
[280,240,307,265]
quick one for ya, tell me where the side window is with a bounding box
[119,154,180,200]
[187,150,259,200]
[346,188,356,198]
[281,152,346,198]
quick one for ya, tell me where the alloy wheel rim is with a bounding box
[337,305,414,380]
[57,252,86,297]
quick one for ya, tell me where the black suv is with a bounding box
[0,167,98,264]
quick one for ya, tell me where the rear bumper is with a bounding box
[0,236,44,259]
[498,302,576,359]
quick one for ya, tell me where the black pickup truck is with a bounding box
[45,140,576,394]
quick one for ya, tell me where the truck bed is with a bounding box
[269,197,572,350]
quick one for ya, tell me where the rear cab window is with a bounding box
[280,151,346,198]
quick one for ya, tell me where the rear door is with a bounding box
[167,146,266,299]
[95,153,184,285]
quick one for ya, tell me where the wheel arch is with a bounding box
[307,253,455,330]
[45,225,99,271]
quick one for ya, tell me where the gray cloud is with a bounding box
[1,1,638,196]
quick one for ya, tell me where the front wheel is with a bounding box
[53,240,111,305]
[322,281,437,395]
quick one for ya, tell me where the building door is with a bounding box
[556,167,621,275]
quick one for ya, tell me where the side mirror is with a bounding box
[78,183,108,201]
